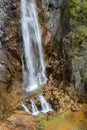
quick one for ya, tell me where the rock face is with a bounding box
[39,0,70,82]
[63,1,87,94]
[0,1,69,85]
[0,0,77,120]
[64,31,87,91]
[41,0,66,41]
[0,0,22,121]
[0,42,7,83]
[0,0,21,85]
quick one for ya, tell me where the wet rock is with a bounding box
[41,0,61,36]
[0,30,3,37]
[0,42,8,83]
[49,0,59,9]
[47,110,54,115]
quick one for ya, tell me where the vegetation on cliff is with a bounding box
[63,0,87,91]
[70,0,87,25]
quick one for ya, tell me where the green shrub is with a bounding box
[36,120,46,130]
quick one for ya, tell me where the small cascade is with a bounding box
[21,0,47,92]
[39,95,53,113]
[30,99,40,116]
[21,103,31,114]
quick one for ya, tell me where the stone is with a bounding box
[49,0,59,9]
[0,111,37,130]
[64,95,70,102]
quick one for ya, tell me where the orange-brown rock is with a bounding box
[0,111,37,130]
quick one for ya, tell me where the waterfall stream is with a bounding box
[21,0,47,92]
[21,0,52,115]
[31,99,40,116]
[39,95,53,113]
[21,103,31,113]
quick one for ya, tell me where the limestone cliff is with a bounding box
[0,0,87,124]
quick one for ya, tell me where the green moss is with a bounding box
[69,0,87,25]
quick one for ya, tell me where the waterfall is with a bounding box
[21,0,47,92]
[21,0,53,116]
[30,99,40,116]
[39,95,53,113]
[21,103,31,113]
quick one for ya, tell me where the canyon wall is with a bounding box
[0,0,87,122]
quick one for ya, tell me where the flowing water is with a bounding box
[21,0,53,116]
[21,0,47,92]
[39,95,53,113]
[21,103,31,113]
[30,99,40,116]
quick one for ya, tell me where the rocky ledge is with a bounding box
[0,111,37,130]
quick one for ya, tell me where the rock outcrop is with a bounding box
[0,0,22,120]
[0,0,21,85]
[63,0,87,95]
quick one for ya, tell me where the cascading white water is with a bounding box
[39,95,53,113]
[30,99,40,116]
[21,103,31,113]
[21,0,47,92]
